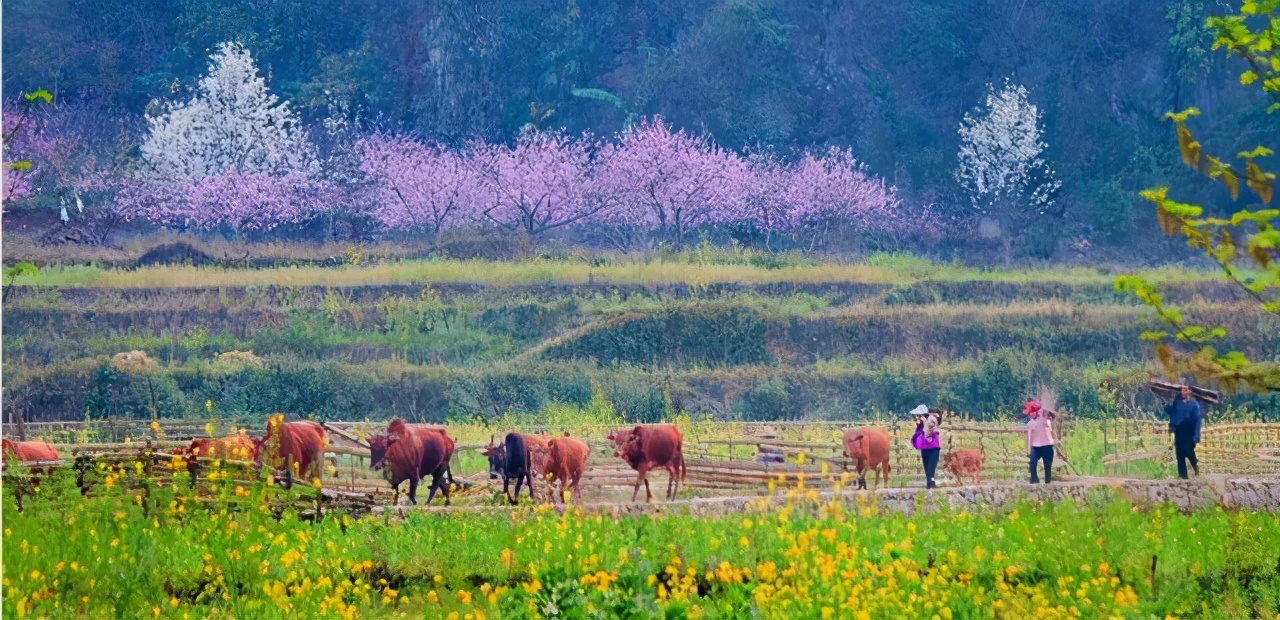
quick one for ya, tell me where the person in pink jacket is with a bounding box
[1025,399,1056,484]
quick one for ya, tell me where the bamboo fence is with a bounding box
[7,417,1278,507]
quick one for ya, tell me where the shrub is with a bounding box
[84,360,187,420]
[733,375,803,421]
[545,304,770,367]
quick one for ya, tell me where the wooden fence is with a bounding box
[1101,419,1280,476]
[7,417,1278,503]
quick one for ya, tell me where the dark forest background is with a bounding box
[3,0,1278,258]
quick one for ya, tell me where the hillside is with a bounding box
[5,256,1276,424]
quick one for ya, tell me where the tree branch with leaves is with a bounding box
[1116,0,1279,393]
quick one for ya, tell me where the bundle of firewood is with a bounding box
[1147,380,1221,405]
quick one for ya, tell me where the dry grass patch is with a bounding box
[18,258,1223,289]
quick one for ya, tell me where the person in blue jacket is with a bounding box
[1164,383,1203,479]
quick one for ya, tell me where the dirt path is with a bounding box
[371,474,1280,517]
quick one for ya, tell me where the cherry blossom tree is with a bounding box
[954,79,1061,247]
[128,41,323,231]
[785,147,902,250]
[357,133,476,234]
[2,97,139,243]
[2,105,34,205]
[734,150,791,249]
[469,127,604,235]
[596,117,743,248]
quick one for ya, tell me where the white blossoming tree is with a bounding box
[129,41,322,231]
[955,80,1061,257]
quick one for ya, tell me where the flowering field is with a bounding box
[4,464,1279,620]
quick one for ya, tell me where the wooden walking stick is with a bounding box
[1054,444,1079,476]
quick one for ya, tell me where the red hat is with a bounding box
[1023,400,1042,415]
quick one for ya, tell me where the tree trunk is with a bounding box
[146,375,159,422]
[10,392,27,441]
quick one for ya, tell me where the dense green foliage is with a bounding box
[5,468,1280,619]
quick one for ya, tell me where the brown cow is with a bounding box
[522,434,552,499]
[842,427,891,489]
[943,448,984,486]
[368,420,454,505]
[617,424,686,502]
[188,435,256,461]
[253,417,328,490]
[605,428,633,452]
[545,434,589,505]
[2,439,59,463]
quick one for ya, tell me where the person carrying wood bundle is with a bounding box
[1165,383,1203,479]
[909,404,941,489]
[1025,399,1055,484]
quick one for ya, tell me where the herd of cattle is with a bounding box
[2,420,989,506]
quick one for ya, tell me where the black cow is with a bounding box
[480,433,535,505]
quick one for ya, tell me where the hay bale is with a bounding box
[110,350,157,374]
[215,350,264,368]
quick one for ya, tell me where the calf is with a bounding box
[481,433,538,505]
[545,434,589,505]
[253,418,328,490]
[368,419,454,506]
[943,448,984,486]
[842,427,891,489]
[617,424,686,502]
[188,435,256,461]
[2,439,58,463]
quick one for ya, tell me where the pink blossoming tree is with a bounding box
[784,147,902,250]
[596,117,743,248]
[2,105,34,205]
[3,98,138,243]
[469,127,605,235]
[735,150,792,245]
[357,133,476,234]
